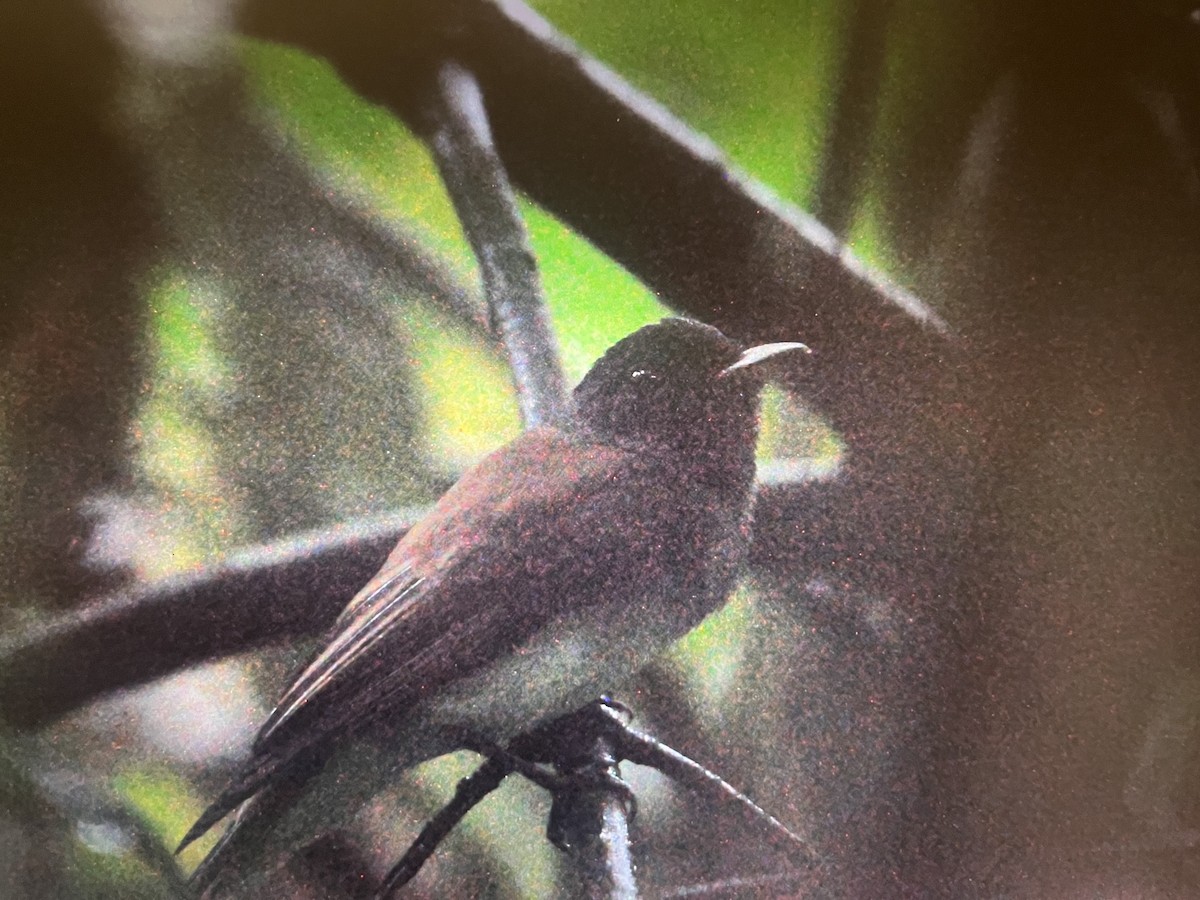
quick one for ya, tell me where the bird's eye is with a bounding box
[630,369,657,380]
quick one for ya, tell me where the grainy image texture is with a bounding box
[1,1,1198,897]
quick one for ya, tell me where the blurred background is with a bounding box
[2,0,1199,896]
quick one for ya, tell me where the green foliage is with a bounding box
[0,738,191,899]
[533,0,846,202]
[112,766,217,871]
[135,270,241,574]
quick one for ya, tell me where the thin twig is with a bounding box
[385,702,810,897]
[377,754,513,898]
[421,58,569,428]
[616,724,812,861]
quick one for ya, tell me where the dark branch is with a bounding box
[378,755,513,898]
[383,702,808,895]
[0,510,418,729]
[0,474,847,731]
[555,769,637,900]
[511,705,638,900]
[237,0,956,446]
[420,58,569,427]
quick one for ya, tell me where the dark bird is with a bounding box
[178,317,807,892]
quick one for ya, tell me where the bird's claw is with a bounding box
[546,766,637,850]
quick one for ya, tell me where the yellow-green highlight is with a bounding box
[136,269,243,576]
[666,585,755,724]
[113,767,217,872]
[402,310,522,471]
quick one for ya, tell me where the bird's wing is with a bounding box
[180,428,646,853]
[252,426,652,760]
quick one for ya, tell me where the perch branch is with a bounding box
[546,730,637,900]
[381,701,809,894]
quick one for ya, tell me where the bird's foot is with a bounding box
[545,765,637,851]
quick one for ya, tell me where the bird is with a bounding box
[178,317,807,893]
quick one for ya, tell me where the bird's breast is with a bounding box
[418,460,753,741]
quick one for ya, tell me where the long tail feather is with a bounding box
[188,751,326,896]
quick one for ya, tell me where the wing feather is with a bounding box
[251,428,639,761]
[257,568,425,747]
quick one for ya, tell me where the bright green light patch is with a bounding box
[139,269,227,497]
[402,311,521,472]
[112,767,215,871]
[138,399,220,500]
[133,268,244,576]
[666,585,755,723]
[145,270,229,396]
[526,0,846,206]
[64,838,180,900]
[756,383,844,468]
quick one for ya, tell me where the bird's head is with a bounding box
[573,317,808,464]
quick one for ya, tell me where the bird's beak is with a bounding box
[720,341,810,376]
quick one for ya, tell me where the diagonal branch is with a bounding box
[0,510,417,729]
[0,477,829,732]
[420,58,569,427]
[238,0,956,445]
[377,755,513,898]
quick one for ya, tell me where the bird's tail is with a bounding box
[191,750,329,896]
[178,745,330,896]
[180,727,452,896]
